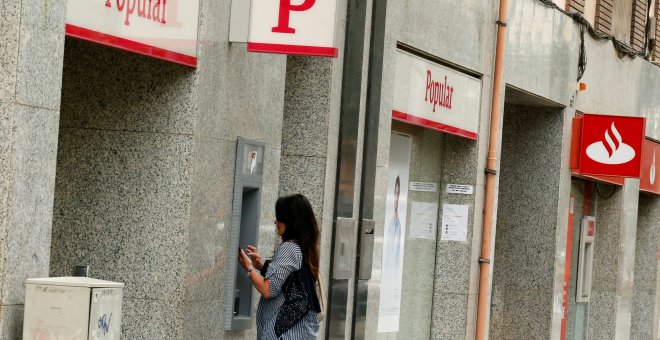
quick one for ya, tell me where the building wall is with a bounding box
[490,104,566,340]
[3,0,660,339]
[0,0,66,336]
[589,186,623,339]
[50,0,289,337]
[49,0,352,338]
[504,4,660,338]
[566,181,590,340]
[631,193,660,339]
[360,0,499,339]
[277,53,345,338]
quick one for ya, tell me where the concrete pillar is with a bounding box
[589,179,640,340]
[278,54,343,338]
[0,0,66,336]
[614,178,640,339]
[631,193,660,339]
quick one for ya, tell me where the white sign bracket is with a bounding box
[229,0,251,43]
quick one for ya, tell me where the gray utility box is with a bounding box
[23,277,124,340]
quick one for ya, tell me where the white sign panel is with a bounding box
[446,184,474,195]
[440,204,469,242]
[248,0,338,57]
[409,202,438,240]
[410,181,438,192]
[66,0,200,67]
[392,50,481,140]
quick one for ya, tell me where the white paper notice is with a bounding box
[409,202,438,239]
[440,204,469,241]
[410,182,438,192]
[446,184,474,195]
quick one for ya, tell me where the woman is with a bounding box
[238,194,321,339]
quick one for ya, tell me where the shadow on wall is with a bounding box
[57,38,197,134]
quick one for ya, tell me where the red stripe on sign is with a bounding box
[247,42,338,58]
[392,110,478,140]
[65,24,198,68]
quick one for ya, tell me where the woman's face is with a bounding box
[275,219,286,236]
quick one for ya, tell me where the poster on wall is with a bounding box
[409,202,438,240]
[378,133,411,333]
[440,204,469,242]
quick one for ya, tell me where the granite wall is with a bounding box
[0,0,66,336]
[565,180,590,340]
[587,185,621,340]
[631,193,660,339]
[50,0,289,337]
[490,104,566,340]
[51,38,199,339]
[277,54,344,338]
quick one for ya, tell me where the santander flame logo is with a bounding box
[651,150,656,185]
[586,122,636,165]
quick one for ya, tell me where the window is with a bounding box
[554,0,568,10]
[612,0,634,43]
[585,0,598,25]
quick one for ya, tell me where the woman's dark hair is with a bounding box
[275,194,320,280]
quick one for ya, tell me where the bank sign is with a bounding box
[392,50,481,140]
[248,0,338,57]
[66,0,200,67]
[576,114,646,178]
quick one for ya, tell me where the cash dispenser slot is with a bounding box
[224,138,265,331]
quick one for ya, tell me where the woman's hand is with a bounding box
[244,245,264,270]
[239,247,271,299]
[238,249,254,271]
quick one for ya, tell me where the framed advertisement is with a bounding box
[378,133,412,333]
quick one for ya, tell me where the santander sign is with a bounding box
[585,122,636,165]
[577,114,645,178]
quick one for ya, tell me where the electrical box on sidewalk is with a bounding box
[23,277,124,340]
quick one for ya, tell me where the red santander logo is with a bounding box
[579,114,645,178]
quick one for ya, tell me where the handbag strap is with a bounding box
[317,278,325,310]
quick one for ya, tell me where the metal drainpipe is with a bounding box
[475,0,509,338]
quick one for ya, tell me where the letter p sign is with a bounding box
[248,0,339,57]
[271,0,316,33]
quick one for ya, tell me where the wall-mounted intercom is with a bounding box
[576,216,596,303]
[224,138,265,331]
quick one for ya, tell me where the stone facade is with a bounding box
[1,0,660,339]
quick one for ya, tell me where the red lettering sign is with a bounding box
[248,0,338,57]
[271,0,316,34]
[104,0,167,26]
[424,70,454,113]
[576,114,645,178]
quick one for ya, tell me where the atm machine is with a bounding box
[224,138,265,330]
